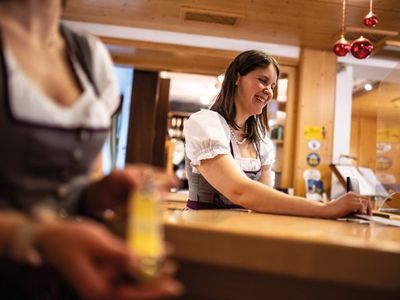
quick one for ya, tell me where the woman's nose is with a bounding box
[263,87,273,96]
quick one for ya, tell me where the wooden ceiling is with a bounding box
[63,0,400,50]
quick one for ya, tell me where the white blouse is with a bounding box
[184,110,275,174]
[4,32,119,129]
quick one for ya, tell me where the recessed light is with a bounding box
[364,83,373,91]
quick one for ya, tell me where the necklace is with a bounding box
[229,124,248,145]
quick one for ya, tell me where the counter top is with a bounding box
[164,209,400,292]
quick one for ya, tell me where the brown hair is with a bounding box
[211,50,280,143]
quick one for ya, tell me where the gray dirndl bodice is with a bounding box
[186,141,262,209]
[0,25,108,214]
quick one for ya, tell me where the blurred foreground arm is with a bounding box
[0,212,183,300]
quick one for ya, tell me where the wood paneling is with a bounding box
[350,116,377,170]
[174,259,392,300]
[164,209,400,299]
[376,118,400,184]
[351,81,400,183]
[63,0,400,51]
[104,36,297,75]
[294,49,337,196]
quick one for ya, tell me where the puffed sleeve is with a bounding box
[87,34,120,115]
[183,110,231,167]
[259,134,275,166]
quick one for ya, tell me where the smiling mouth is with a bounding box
[255,95,268,104]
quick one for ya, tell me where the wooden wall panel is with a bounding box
[293,49,337,196]
[376,118,400,184]
[350,116,377,170]
[351,116,400,185]
[359,118,377,169]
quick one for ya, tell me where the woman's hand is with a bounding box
[322,192,372,219]
[84,164,178,219]
[35,219,183,300]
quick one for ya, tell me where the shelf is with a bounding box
[168,111,192,118]
[271,139,284,144]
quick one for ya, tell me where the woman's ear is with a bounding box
[235,73,241,86]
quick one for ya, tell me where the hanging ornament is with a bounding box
[333,0,351,56]
[334,36,351,57]
[363,0,378,27]
[350,36,373,59]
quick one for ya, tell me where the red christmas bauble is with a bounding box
[363,11,378,27]
[333,37,351,57]
[351,36,373,59]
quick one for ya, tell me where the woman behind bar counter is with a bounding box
[0,0,181,299]
[184,50,371,218]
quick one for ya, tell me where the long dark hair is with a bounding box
[211,50,280,143]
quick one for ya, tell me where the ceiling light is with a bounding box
[364,83,373,91]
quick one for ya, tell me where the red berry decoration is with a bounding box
[351,36,373,59]
[333,0,351,57]
[333,36,351,56]
[364,0,378,27]
[364,11,378,27]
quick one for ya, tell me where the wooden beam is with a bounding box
[101,36,299,76]
[126,70,159,164]
[152,78,171,168]
[293,48,337,196]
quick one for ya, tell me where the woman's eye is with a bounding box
[258,78,267,84]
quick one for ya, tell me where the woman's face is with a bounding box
[234,64,277,116]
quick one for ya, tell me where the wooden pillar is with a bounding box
[126,70,159,164]
[293,49,337,196]
[152,78,171,167]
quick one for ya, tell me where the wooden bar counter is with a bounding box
[163,208,400,300]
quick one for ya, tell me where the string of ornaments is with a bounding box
[333,0,377,59]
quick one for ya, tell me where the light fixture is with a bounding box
[364,83,373,91]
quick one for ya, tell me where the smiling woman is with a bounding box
[183,50,372,218]
[212,50,280,141]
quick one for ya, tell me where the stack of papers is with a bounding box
[354,214,400,227]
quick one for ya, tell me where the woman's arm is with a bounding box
[197,154,371,218]
[258,165,274,187]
